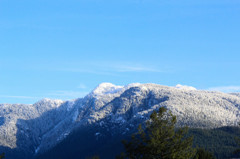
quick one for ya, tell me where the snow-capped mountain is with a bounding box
[0,83,240,158]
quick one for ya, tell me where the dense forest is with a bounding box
[35,124,240,159]
[189,127,240,158]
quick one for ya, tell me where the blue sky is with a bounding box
[0,0,240,104]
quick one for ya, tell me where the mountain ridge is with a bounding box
[0,83,239,158]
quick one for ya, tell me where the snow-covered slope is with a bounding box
[0,83,240,157]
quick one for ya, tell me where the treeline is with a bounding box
[189,126,240,158]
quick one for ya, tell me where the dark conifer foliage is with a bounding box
[188,126,240,159]
[0,153,5,159]
[193,148,216,159]
[234,123,240,157]
[34,119,240,159]
[120,107,196,159]
[86,155,100,159]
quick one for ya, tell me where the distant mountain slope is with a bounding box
[0,83,240,158]
[35,125,240,159]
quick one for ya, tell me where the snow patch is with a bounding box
[91,83,123,96]
[35,98,64,107]
[72,110,78,122]
[99,121,104,126]
[115,116,126,123]
[125,83,141,88]
[35,146,40,154]
[91,82,142,97]
[175,84,197,91]
[67,100,75,111]
[95,132,100,136]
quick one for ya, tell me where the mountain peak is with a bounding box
[91,83,143,96]
[35,98,64,106]
[91,83,124,96]
[175,84,197,91]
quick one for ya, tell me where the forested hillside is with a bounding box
[35,126,240,159]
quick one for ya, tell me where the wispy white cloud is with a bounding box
[0,90,88,102]
[57,68,119,76]
[4,59,165,75]
[47,90,89,99]
[77,84,87,89]
[114,65,162,72]
[55,62,163,75]
[208,86,240,93]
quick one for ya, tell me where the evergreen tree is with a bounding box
[86,155,100,159]
[234,123,240,156]
[193,148,216,159]
[0,153,4,159]
[119,107,196,159]
[235,137,240,156]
